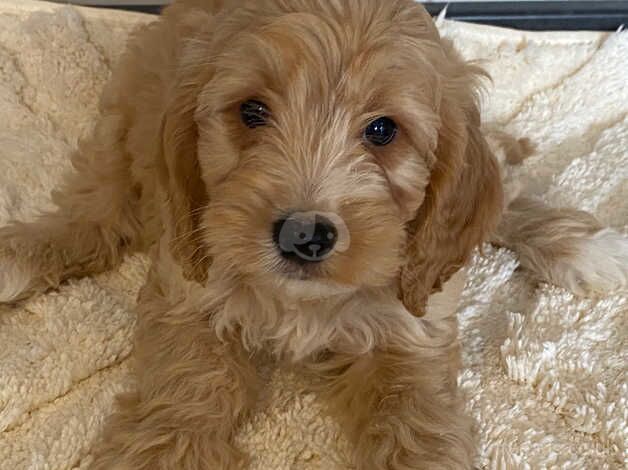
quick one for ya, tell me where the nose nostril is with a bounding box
[272,218,288,247]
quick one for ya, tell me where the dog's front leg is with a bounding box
[310,336,474,470]
[90,275,259,470]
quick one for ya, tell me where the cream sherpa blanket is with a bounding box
[0,1,626,469]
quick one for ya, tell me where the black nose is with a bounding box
[272,213,338,263]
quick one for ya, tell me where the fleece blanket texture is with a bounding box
[0,1,626,469]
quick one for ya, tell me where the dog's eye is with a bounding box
[240,99,269,128]
[364,117,397,146]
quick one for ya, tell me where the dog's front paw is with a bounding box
[0,224,66,303]
[0,246,36,303]
[91,431,247,470]
[90,392,249,470]
[354,414,475,470]
[554,228,628,296]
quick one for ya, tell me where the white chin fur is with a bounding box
[558,229,628,296]
[0,257,34,303]
[279,277,357,301]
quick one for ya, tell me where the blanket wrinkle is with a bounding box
[495,30,610,128]
[0,2,626,469]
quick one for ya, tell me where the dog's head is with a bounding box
[160,0,502,314]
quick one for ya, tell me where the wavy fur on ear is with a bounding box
[158,79,210,282]
[146,6,216,283]
[400,56,503,316]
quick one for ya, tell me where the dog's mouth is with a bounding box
[274,259,322,281]
[279,241,335,264]
[271,263,358,299]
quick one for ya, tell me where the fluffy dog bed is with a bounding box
[0,1,626,468]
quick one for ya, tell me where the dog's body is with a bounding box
[1,1,627,469]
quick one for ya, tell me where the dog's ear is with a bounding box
[156,39,214,283]
[399,63,503,316]
[159,87,209,282]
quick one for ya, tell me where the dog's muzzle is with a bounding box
[273,212,338,263]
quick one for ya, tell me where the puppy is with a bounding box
[1,1,626,469]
